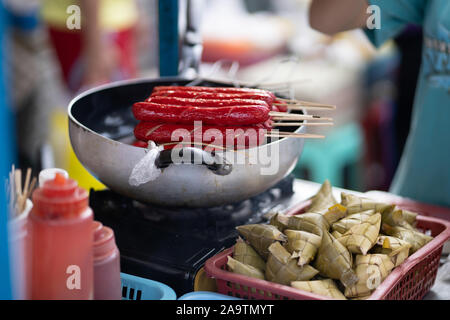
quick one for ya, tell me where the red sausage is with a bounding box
[150,88,288,112]
[147,96,271,111]
[153,86,277,101]
[149,90,275,106]
[132,102,270,125]
[134,122,267,149]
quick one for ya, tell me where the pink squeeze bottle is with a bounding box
[93,221,122,300]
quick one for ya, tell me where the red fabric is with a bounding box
[113,28,136,80]
[47,27,136,91]
[47,28,82,85]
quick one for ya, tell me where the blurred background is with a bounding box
[1,0,423,193]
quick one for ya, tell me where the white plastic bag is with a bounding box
[129,141,163,187]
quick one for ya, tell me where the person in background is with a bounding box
[42,0,138,92]
[3,0,60,172]
[309,0,450,207]
[393,26,423,165]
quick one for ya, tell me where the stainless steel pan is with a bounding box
[68,78,306,207]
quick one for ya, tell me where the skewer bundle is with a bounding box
[132,86,335,150]
[7,166,36,218]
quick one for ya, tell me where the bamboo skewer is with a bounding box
[29,178,37,198]
[273,122,334,127]
[269,111,329,118]
[276,104,336,111]
[269,111,331,118]
[296,100,336,108]
[277,98,336,109]
[22,168,31,204]
[160,131,325,144]
[15,170,22,202]
[274,102,335,108]
[265,133,325,139]
[159,130,324,151]
[272,116,334,122]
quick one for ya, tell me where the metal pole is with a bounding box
[158,0,179,76]
[0,2,13,300]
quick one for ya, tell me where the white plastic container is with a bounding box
[8,199,32,300]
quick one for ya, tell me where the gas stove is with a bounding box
[90,175,296,296]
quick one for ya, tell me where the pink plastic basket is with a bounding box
[204,201,450,300]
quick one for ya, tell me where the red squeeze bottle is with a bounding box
[29,173,93,300]
[93,221,122,300]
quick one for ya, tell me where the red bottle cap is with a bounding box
[93,221,117,261]
[32,173,89,219]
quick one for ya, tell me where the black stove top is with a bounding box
[90,174,295,296]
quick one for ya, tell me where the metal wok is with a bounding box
[68,77,306,207]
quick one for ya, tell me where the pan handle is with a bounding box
[155,147,233,176]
